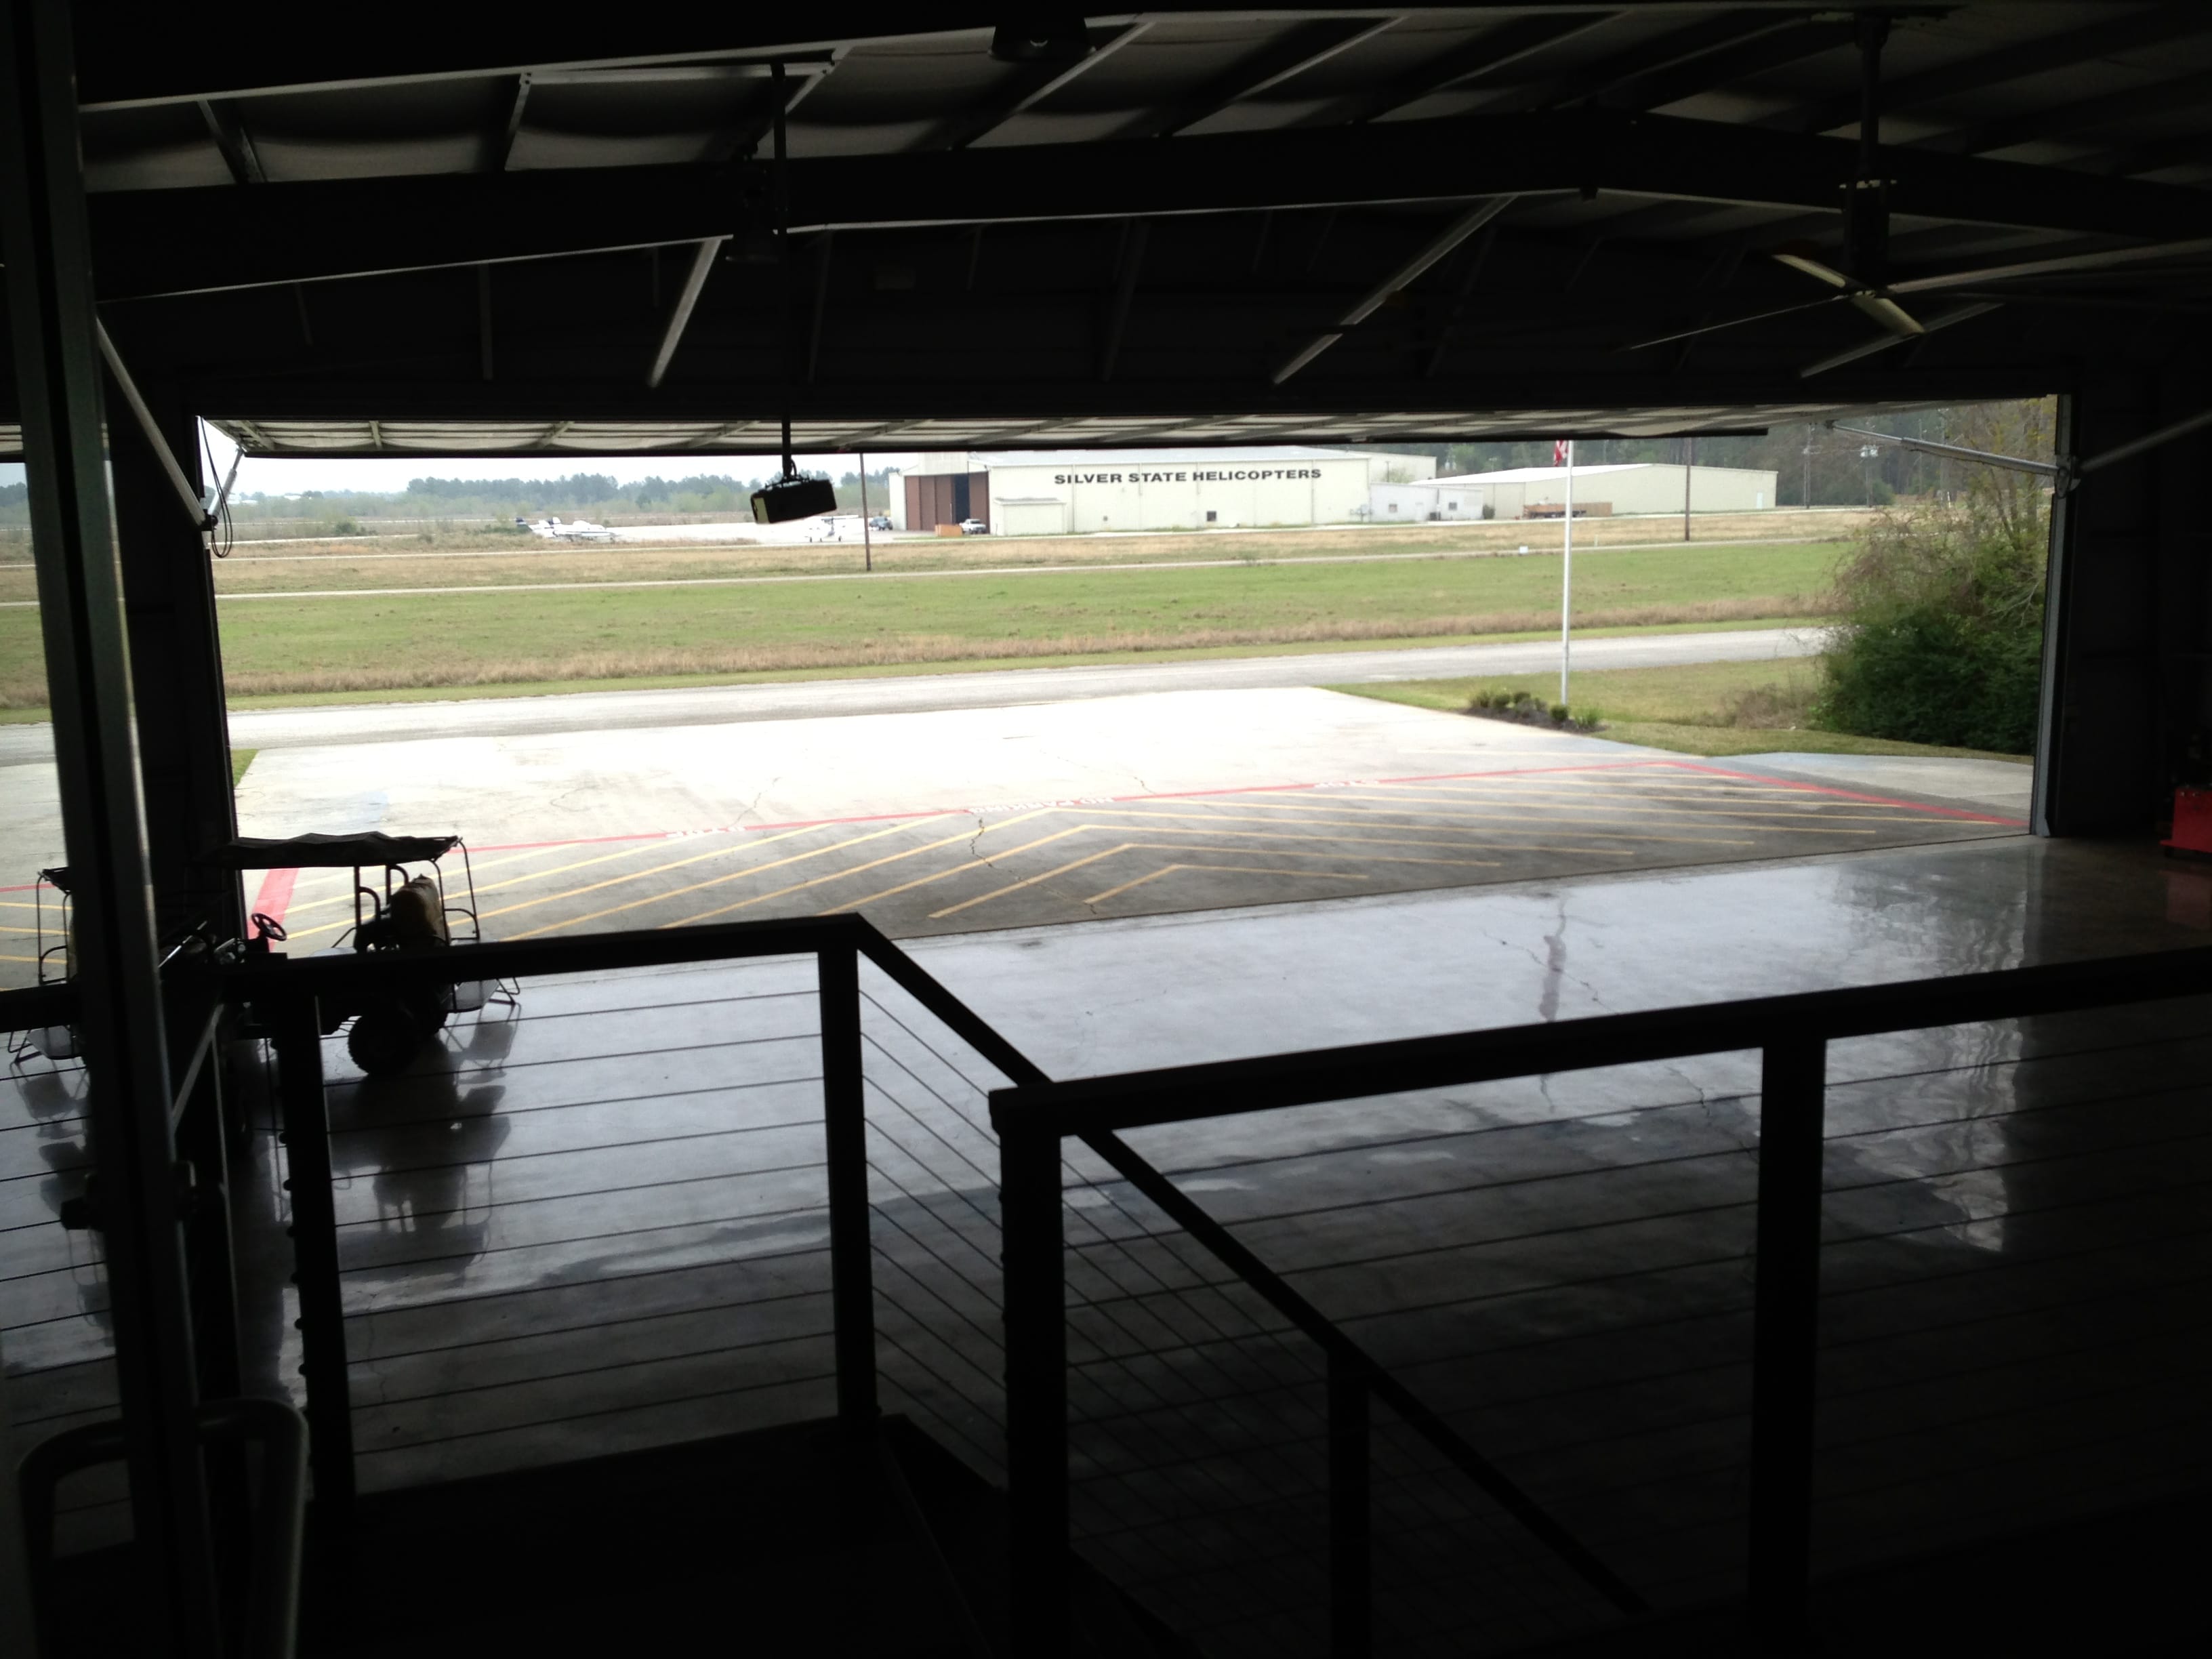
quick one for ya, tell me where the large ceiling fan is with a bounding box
[1622,16,2212,373]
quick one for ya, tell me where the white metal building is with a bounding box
[1368,479,1484,522]
[1434,462,1778,520]
[888,447,1435,534]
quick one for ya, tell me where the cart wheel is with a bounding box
[346,1001,422,1077]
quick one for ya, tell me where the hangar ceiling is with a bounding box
[9,3,2212,456]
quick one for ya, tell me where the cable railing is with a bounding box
[986,942,2212,1655]
[197,912,1039,1512]
[13,931,2212,1656]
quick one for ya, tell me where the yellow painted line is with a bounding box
[930,838,1506,920]
[1323,790,1882,834]
[845,816,1592,920]
[1071,804,1738,850]
[485,819,942,927]
[1402,780,1963,821]
[663,817,1078,927]
[0,924,45,935]
[249,830,761,922]
[819,827,1097,913]
[1082,862,1370,906]
[1168,794,1759,846]
[928,846,1137,918]
[464,836,755,899]
[0,954,43,964]
[513,812,988,937]
[1069,817,1640,859]
[473,825,847,920]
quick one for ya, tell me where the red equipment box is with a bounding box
[2166,787,2212,855]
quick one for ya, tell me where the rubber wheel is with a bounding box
[346,1002,422,1076]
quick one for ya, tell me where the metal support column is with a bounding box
[817,943,878,1426]
[272,996,354,1514]
[1747,1035,1828,1646]
[1002,1120,1070,1654]
[1,3,216,1649]
[110,384,242,943]
[1328,1353,1372,1658]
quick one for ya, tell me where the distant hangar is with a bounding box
[888,446,1434,535]
[888,449,1776,534]
[1385,461,1781,523]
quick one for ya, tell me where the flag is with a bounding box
[1553,438,1570,466]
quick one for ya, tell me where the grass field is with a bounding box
[1339,658,2033,762]
[0,506,1868,596]
[0,538,1844,710]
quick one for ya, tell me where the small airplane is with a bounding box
[517,516,619,543]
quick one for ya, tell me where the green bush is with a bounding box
[1812,401,2052,756]
[1816,609,2042,753]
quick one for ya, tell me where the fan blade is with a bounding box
[1772,249,1856,289]
[1798,301,2001,379]
[1847,290,1926,337]
[1890,234,2212,295]
[1620,295,1841,352]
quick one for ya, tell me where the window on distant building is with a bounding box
[1206,510,1217,522]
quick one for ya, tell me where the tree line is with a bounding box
[1373,403,2046,509]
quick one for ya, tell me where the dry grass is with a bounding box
[211,596,1824,697]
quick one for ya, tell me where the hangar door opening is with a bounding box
[36,407,2041,969]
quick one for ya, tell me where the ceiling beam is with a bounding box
[87,109,2212,303]
[2085,130,2212,182]
[1298,11,1617,127]
[188,368,2058,447]
[707,54,839,163]
[1587,15,1857,114]
[645,238,726,388]
[1770,5,2207,135]
[194,98,265,184]
[75,14,1005,108]
[1110,16,1399,140]
[94,11,1872,112]
[1273,196,1513,383]
[486,73,531,171]
[1917,68,2212,158]
[924,22,1149,150]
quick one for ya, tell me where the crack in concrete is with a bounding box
[1668,1063,1757,1159]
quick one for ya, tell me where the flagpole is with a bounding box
[1559,438,1575,708]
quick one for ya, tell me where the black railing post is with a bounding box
[1328,1351,1372,1658]
[1002,1116,1070,1654]
[272,994,354,1516]
[817,941,878,1427]
[1748,1033,1827,1645]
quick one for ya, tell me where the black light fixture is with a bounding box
[991,19,1091,62]
[752,473,838,523]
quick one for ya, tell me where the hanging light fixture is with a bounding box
[752,61,839,525]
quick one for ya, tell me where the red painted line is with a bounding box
[0,880,60,894]
[1658,759,2028,825]
[247,867,300,937]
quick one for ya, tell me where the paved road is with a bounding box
[0,627,1816,761]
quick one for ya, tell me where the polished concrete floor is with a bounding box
[6,834,2203,1655]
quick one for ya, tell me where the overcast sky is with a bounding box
[1,426,922,498]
